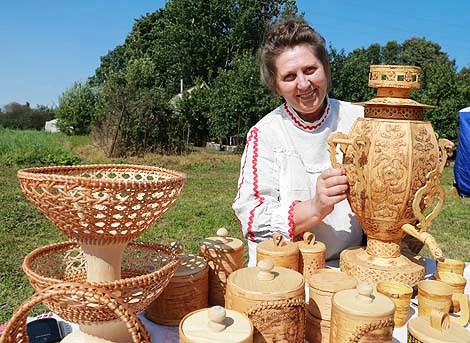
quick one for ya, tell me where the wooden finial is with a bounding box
[257,259,275,281]
[216,227,229,243]
[355,282,374,304]
[208,306,226,332]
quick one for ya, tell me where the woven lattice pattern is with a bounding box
[0,282,151,343]
[17,164,185,244]
[22,241,182,323]
[365,106,424,120]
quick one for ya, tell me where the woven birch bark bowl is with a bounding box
[22,241,181,323]
[17,164,186,244]
[0,282,151,343]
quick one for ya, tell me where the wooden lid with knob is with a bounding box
[332,282,395,317]
[407,310,470,343]
[179,305,253,343]
[296,232,326,253]
[257,232,298,256]
[200,227,244,252]
[227,259,304,301]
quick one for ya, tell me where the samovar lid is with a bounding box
[180,306,253,342]
[257,232,299,256]
[227,259,304,296]
[355,64,436,109]
[296,232,326,253]
[199,227,244,252]
[175,253,207,277]
[309,268,357,292]
[333,282,395,317]
[368,65,421,89]
[407,310,470,343]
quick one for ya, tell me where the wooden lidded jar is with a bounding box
[145,253,208,326]
[307,269,357,321]
[226,259,305,343]
[407,310,470,343]
[179,306,253,343]
[296,232,326,284]
[306,309,330,343]
[199,227,244,306]
[330,282,395,343]
[256,231,299,271]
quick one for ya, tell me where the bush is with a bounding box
[0,128,81,166]
[0,103,54,130]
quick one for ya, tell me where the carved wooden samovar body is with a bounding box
[328,65,451,286]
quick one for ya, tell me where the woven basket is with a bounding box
[17,164,185,245]
[22,241,181,323]
[0,282,151,343]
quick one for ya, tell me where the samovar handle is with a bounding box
[327,132,352,168]
[438,138,454,172]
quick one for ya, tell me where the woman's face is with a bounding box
[274,44,328,121]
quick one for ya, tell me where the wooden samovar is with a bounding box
[328,65,452,287]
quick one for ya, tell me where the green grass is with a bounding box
[0,130,469,323]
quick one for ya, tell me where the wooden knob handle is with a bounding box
[216,227,229,243]
[355,282,374,304]
[303,232,315,245]
[273,232,284,246]
[257,259,275,281]
[208,306,226,332]
[430,310,449,331]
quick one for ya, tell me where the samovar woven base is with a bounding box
[340,247,425,287]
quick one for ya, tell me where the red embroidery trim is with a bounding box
[284,102,329,131]
[288,200,301,240]
[246,127,263,241]
[232,128,255,237]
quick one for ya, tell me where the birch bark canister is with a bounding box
[199,228,244,306]
[145,253,208,326]
[225,259,305,343]
[256,232,299,271]
[330,282,395,343]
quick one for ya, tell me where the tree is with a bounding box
[55,81,98,135]
[329,44,381,102]
[92,57,185,156]
[204,51,281,144]
[0,102,54,130]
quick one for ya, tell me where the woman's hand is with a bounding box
[292,167,348,236]
[312,167,348,219]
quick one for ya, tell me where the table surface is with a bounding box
[138,258,470,343]
[20,258,470,343]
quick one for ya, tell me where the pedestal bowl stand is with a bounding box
[0,282,152,343]
[328,65,452,287]
[17,164,186,343]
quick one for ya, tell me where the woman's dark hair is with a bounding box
[260,19,332,94]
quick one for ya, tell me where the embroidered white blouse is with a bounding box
[232,98,364,266]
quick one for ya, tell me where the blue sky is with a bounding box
[1,0,469,108]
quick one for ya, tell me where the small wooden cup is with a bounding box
[376,281,413,327]
[417,280,469,326]
[436,258,465,275]
[296,232,326,285]
[433,271,467,312]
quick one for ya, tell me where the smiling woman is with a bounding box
[232,19,364,267]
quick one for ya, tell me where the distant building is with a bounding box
[170,80,209,108]
[44,119,60,132]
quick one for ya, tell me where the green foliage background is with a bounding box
[48,0,470,157]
